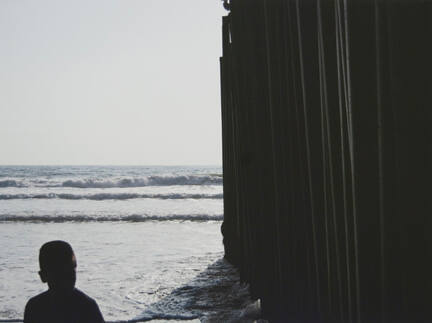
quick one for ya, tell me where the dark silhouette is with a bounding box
[24,240,105,323]
[221,0,432,321]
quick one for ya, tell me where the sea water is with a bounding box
[0,166,257,322]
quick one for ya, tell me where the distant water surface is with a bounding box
[0,166,252,322]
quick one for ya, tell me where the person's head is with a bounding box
[38,240,77,292]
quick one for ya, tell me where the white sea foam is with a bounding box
[137,259,261,322]
[0,175,222,188]
[61,175,222,188]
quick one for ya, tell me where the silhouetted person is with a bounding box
[24,240,105,323]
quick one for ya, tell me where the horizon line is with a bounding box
[0,164,222,167]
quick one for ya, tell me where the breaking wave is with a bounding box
[0,214,223,223]
[0,175,222,188]
[61,175,222,188]
[0,192,223,201]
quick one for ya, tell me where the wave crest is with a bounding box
[61,175,222,188]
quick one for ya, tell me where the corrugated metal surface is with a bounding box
[220,0,432,321]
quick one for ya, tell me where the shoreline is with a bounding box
[0,258,264,323]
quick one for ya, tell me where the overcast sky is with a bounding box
[0,0,226,165]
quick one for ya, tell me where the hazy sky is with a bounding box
[0,0,226,165]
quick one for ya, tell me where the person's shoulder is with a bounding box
[25,290,50,307]
[72,288,105,322]
[72,288,98,305]
[24,290,50,322]
[72,288,103,312]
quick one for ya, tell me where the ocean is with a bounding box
[0,166,256,322]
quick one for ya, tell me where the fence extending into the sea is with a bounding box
[220,0,432,322]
